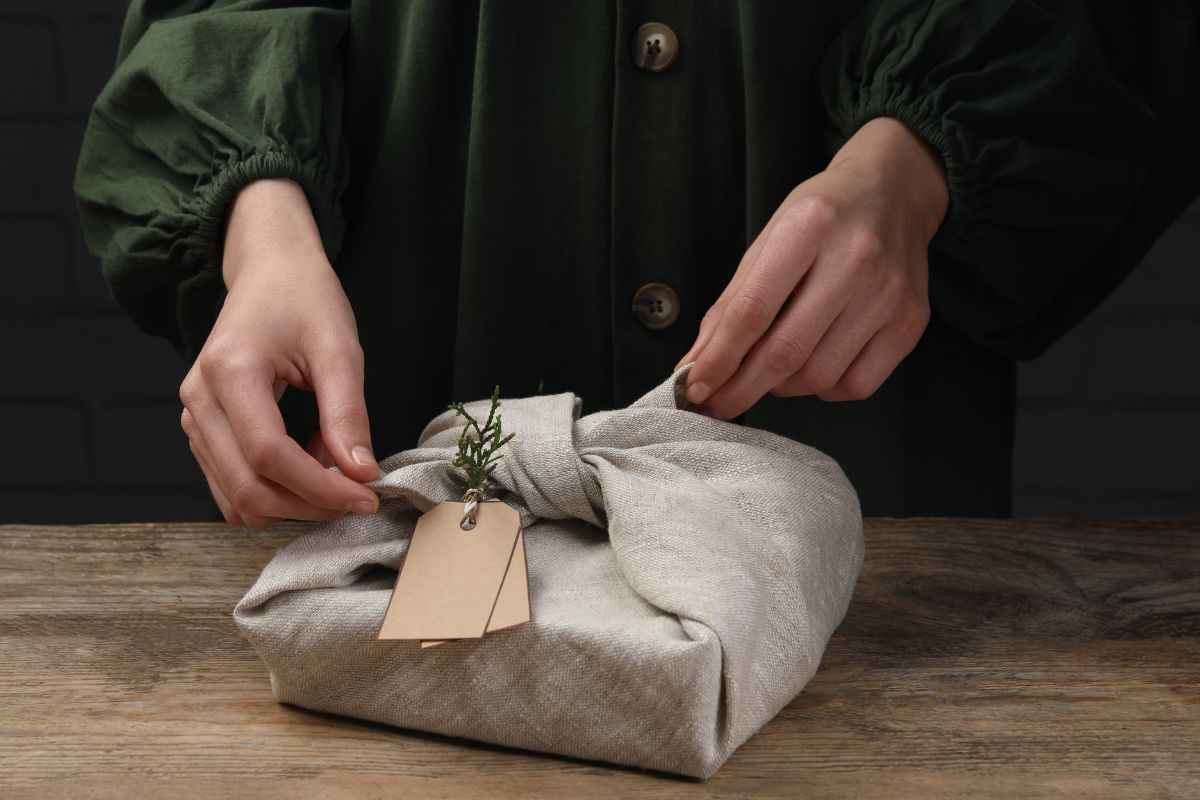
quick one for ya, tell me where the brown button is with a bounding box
[632,282,680,330]
[631,22,679,72]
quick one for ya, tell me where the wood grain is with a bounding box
[1,519,1197,799]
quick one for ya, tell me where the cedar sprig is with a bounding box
[447,385,515,496]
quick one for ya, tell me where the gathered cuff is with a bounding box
[181,145,347,278]
[823,89,970,255]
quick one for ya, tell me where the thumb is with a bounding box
[309,345,380,483]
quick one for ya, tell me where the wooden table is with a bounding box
[1,519,1197,799]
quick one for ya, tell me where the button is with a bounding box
[632,282,680,330]
[631,22,678,72]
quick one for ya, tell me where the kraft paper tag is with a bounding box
[377,499,529,643]
[420,526,529,648]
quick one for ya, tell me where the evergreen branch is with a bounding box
[447,385,516,496]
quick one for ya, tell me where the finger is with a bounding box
[307,342,380,484]
[188,378,366,525]
[684,210,826,405]
[674,309,719,372]
[675,307,723,373]
[182,409,272,529]
[814,313,928,402]
[772,299,888,402]
[188,434,243,527]
[205,354,379,512]
[207,422,348,528]
[699,276,880,418]
[305,429,336,468]
[675,222,775,370]
[679,194,837,373]
[705,191,808,316]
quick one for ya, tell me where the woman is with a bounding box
[74,1,1199,528]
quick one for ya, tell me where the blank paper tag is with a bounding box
[377,499,527,642]
[421,526,530,648]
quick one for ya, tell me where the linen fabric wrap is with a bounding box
[233,362,864,778]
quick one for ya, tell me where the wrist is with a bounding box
[828,117,949,242]
[221,177,329,290]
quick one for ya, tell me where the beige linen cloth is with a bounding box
[233,362,863,778]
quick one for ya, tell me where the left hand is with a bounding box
[675,117,949,419]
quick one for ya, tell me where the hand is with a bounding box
[179,177,380,530]
[675,117,949,419]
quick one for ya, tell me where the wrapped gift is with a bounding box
[233,362,863,778]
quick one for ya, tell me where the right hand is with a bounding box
[179,178,380,531]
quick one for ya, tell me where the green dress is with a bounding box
[73,0,1200,516]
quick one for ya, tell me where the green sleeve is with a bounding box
[73,0,351,363]
[815,0,1199,358]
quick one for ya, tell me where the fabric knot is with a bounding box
[412,390,607,529]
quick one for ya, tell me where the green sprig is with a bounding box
[447,385,515,497]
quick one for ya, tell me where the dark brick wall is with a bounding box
[1013,198,1200,516]
[2,0,1197,522]
[1,0,215,522]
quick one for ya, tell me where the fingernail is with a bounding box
[347,498,377,515]
[685,380,711,405]
[351,445,376,468]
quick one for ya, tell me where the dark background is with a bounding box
[3,0,1198,522]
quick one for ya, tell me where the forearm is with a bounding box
[828,117,949,244]
[222,178,330,291]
